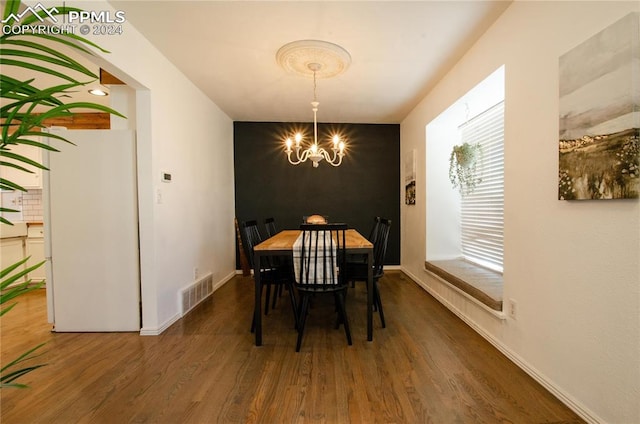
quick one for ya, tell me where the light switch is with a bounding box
[161,171,172,183]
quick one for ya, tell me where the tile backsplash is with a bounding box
[0,189,43,222]
[22,189,43,222]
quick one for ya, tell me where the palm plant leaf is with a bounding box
[2,82,117,145]
[0,342,47,388]
[1,0,20,20]
[1,79,86,113]
[33,102,125,124]
[2,81,81,140]
[13,31,109,57]
[4,3,111,55]
[0,177,26,191]
[0,257,43,282]
[1,0,124,389]
[1,279,45,313]
[0,49,95,79]
[0,150,48,170]
[0,57,84,83]
[0,159,38,174]
[0,76,65,107]
[1,38,98,78]
[0,205,19,225]
[4,135,62,152]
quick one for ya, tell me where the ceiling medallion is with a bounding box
[276,40,351,79]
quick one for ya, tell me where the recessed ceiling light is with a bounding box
[88,88,108,96]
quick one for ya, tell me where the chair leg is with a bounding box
[287,281,298,330]
[271,283,281,310]
[333,292,343,329]
[335,291,352,346]
[374,280,386,328]
[296,294,310,352]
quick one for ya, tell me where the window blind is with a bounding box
[459,101,504,272]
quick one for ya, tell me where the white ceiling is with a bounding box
[109,1,510,124]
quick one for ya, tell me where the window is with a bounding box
[426,66,505,272]
[459,101,504,272]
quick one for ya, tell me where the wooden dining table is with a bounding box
[252,229,374,346]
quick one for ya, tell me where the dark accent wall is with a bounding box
[234,121,400,266]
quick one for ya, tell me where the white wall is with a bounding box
[65,1,236,333]
[401,2,639,423]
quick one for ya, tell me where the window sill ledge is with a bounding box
[424,259,503,312]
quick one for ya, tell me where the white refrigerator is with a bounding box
[44,129,140,332]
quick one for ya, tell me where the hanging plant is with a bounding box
[449,142,482,196]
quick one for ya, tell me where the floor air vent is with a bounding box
[181,273,214,315]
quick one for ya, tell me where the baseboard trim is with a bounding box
[215,270,237,290]
[139,312,180,336]
[140,270,237,336]
[400,267,603,424]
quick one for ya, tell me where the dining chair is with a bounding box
[240,220,297,331]
[264,216,290,302]
[264,217,278,238]
[367,216,382,245]
[347,216,381,285]
[293,223,351,351]
[345,217,391,328]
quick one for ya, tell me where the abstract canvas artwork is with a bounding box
[558,12,639,200]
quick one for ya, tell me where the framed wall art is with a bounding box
[405,149,416,205]
[558,12,639,200]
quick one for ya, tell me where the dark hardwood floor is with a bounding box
[1,272,583,423]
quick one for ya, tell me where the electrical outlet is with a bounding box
[508,298,517,319]
[193,267,199,279]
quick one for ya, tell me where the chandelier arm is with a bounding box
[328,148,344,167]
[286,150,303,165]
[298,148,312,163]
[317,147,343,166]
[327,156,344,167]
[328,148,340,164]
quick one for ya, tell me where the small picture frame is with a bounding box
[405,149,416,205]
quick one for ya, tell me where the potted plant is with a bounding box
[449,142,482,196]
[1,0,122,388]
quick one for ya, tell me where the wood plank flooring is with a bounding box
[0,272,584,423]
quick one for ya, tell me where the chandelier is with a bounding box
[284,64,345,167]
[276,40,351,168]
